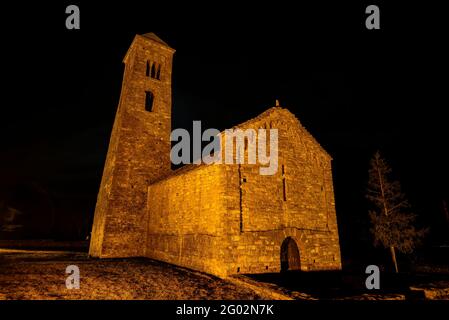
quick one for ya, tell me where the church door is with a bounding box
[280,237,301,271]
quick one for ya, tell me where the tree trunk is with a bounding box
[390,246,399,273]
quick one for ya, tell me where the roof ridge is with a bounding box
[150,106,332,185]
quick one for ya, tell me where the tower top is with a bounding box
[123,32,175,63]
[141,33,170,47]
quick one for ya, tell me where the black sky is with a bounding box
[0,2,448,251]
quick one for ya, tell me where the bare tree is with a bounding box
[366,151,427,273]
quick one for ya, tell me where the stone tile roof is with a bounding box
[221,106,331,160]
[149,106,331,185]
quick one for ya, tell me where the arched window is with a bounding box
[282,165,287,201]
[156,64,161,80]
[145,91,154,111]
[151,62,156,78]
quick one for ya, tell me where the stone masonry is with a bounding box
[90,33,342,277]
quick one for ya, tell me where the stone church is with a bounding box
[89,33,342,277]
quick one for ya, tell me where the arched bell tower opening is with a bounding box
[280,237,301,272]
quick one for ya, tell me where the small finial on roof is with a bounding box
[275,99,280,107]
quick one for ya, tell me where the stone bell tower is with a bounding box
[89,33,175,258]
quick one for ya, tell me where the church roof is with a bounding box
[231,106,331,159]
[150,106,332,185]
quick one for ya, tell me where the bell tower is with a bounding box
[89,33,175,257]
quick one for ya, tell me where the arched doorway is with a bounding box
[280,237,301,272]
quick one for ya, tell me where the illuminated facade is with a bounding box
[89,33,342,277]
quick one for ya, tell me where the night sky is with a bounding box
[0,2,448,259]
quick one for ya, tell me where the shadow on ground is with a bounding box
[244,270,449,300]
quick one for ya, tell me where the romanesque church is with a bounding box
[89,33,342,277]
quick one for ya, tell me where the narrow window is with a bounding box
[145,91,154,111]
[282,165,287,201]
[146,61,150,77]
[156,64,161,80]
[151,62,156,78]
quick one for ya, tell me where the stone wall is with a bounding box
[146,164,229,276]
[220,108,341,275]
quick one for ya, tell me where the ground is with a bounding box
[1,249,448,300]
[0,249,261,300]
[242,270,449,300]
